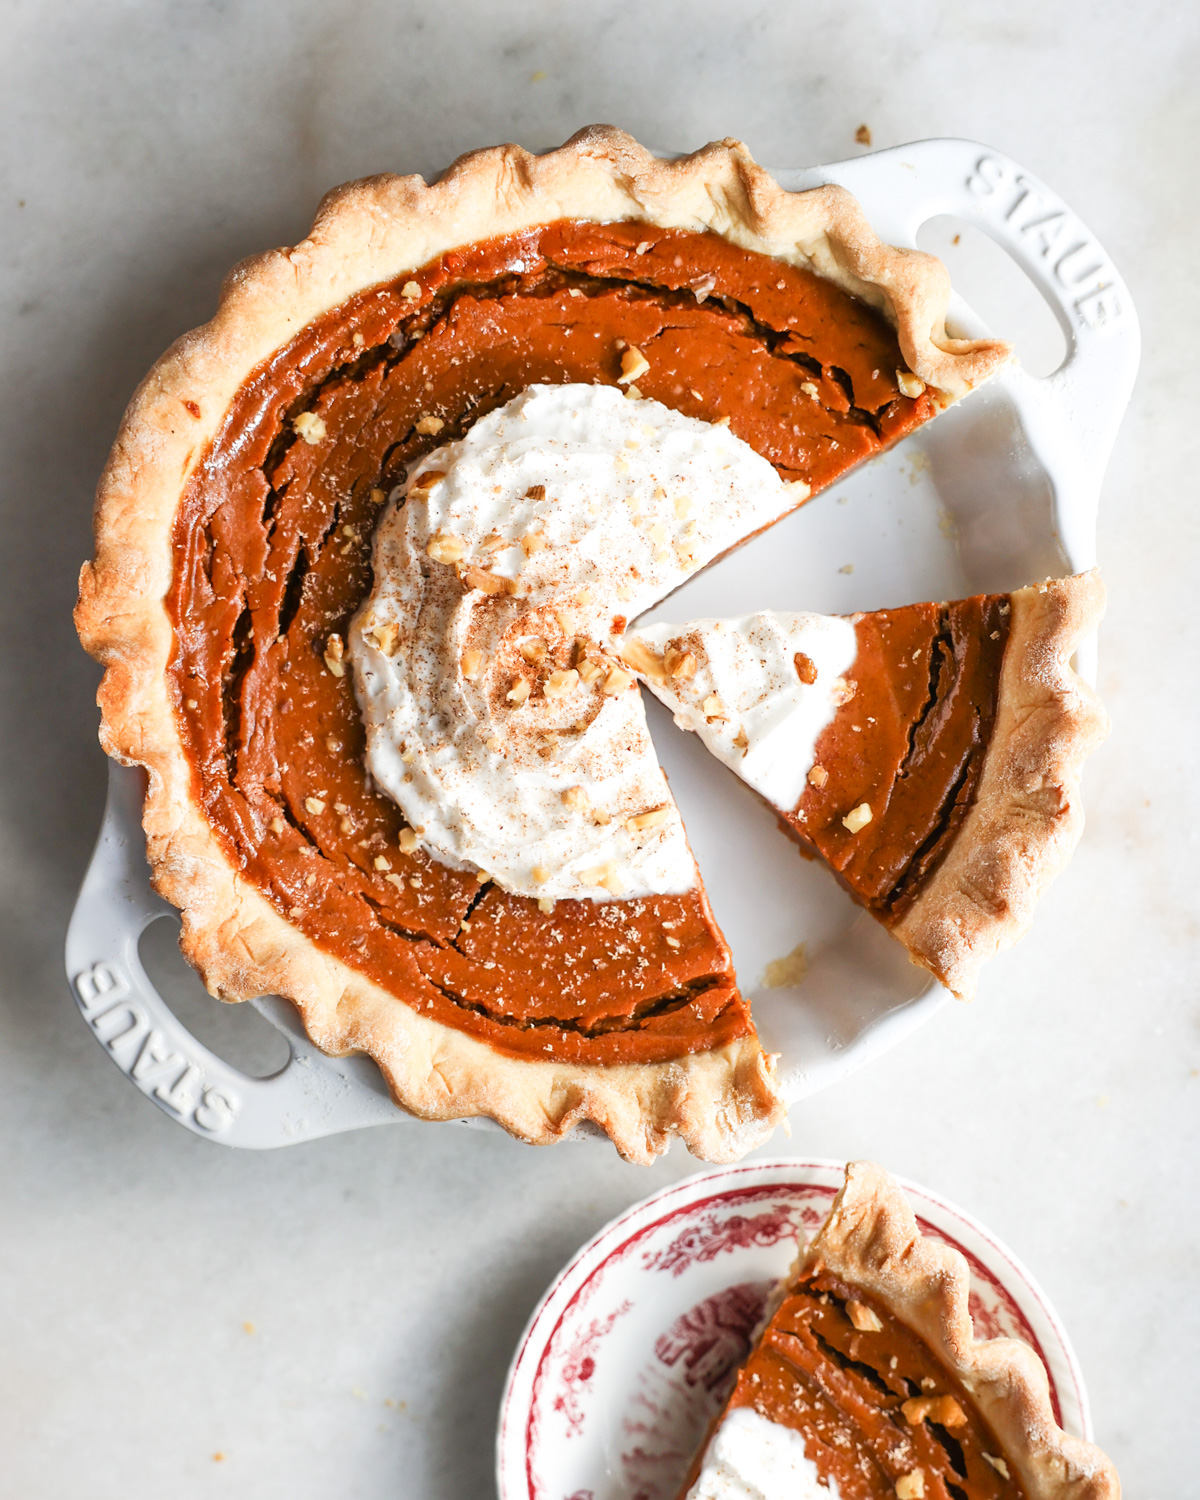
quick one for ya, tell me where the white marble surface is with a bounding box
[2,2,1198,1495]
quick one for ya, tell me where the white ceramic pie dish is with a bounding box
[65,136,1138,1148]
[495,1157,1095,1500]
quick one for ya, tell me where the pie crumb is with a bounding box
[855,123,872,146]
[763,942,807,989]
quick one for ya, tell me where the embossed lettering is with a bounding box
[1006,177,1045,224]
[966,156,1007,196]
[94,1003,148,1051]
[75,961,128,1013]
[1054,243,1104,287]
[1074,282,1122,328]
[155,1061,201,1114]
[131,1028,188,1085]
[1020,210,1071,258]
[195,1085,237,1133]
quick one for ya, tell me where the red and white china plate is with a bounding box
[497,1159,1092,1500]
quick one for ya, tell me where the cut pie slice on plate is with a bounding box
[680,1161,1120,1499]
[625,574,1108,999]
[75,127,1009,1162]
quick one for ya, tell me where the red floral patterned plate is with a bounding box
[496,1159,1091,1500]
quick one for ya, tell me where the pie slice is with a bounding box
[626,575,1108,999]
[75,127,1008,1162]
[680,1163,1119,1498]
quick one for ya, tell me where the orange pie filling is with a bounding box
[682,1269,1023,1499]
[168,219,944,1066]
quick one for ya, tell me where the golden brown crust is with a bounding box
[802,1163,1120,1499]
[893,572,1110,1000]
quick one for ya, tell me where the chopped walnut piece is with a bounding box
[366,620,400,655]
[562,786,590,812]
[577,658,605,687]
[415,414,445,436]
[409,469,444,494]
[620,638,667,685]
[901,1395,967,1428]
[617,345,651,385]
[895,1472,925,1499]
[458,563,513,595]
[808,763,829,789]
[373,854,391,872]
[627,805,670,832]
[369,488,386,506]
[842,802,873,833]
[521,530,548,556]
[830,676,857,706]
[855,123,872,145]
[304,797,325,815]
[323,633,346,677]
[531,865,550,885]
[732,726,749,753]
[602,666,634,695]
[480,530,507,553]
[427,531,465,564]
[702,693,729,721]
[461,648,485,681]
[665,934,681,948]
[543,668,580,699]
[664,647,697,681]
[538,896,555,914]
[982,1455,1011,1481]
[269,817,285,835]
[846,1300,883,1333]
[673,493,692,518]
[524,484,546,501]
[623,384,643,401]
[800,380,820,400]
[897,369,926,399]
[292,410,326,444]
[400,280,421,300]
[506,677,531,706]
[581,861,624,894]
[519,637,548,663]
[794,651,818,685]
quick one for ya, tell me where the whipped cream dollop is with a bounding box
[686,1407,843,1500]
[350,382,806,901]
[627,611,859,814]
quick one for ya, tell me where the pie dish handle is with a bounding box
[783,136,1140,575]
[64,761,410,1148]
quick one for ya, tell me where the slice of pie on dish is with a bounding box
[625,575,1108,999]
[75,127,1009,1163]
[679,1162,1120,1499]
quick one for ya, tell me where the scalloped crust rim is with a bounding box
[802,1163,1120,1499]
[894,572,1109,1000]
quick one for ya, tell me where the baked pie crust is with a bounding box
[76,127,1013,1162]
[681,1161,1120,1498]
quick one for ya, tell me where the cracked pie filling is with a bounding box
[167,220,941,1068]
